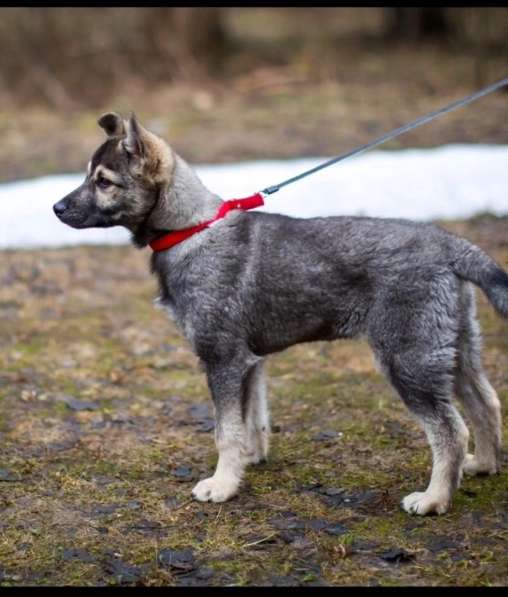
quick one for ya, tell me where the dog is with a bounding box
[53,112,506,515]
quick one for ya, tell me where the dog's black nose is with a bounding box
[53,200,67,216]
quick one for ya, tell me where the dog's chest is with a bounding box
[154,294,177,322]
[154,274,184,325]
[154,286,200,350]
[152,256,200,345]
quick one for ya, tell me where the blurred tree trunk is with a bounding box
[142,8,227,80]
[385,8,452,40]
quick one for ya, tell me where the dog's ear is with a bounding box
[123,113,173,184]
[123,113,144,158]
[98,112,125,137]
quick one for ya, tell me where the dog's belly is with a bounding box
[249,307,366,355]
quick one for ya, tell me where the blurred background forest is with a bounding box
[1,7,508,182]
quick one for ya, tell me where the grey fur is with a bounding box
[451,240,508,318]
[54,114,506,514]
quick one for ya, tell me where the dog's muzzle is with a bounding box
[53,188,115,229]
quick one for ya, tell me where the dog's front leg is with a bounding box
[191,362,251,503]
[245,361,270,464]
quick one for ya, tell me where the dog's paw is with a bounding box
[191,476,239,503]
[401,491,450,516]
[246,427,269,465]
[462,453,499,476]
[246,453,267,466]
[245,445,267,466]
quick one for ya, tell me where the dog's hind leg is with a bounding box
[401,402,469,516]
[244,361,270,465]
[191,357,258,502]
[455,283,502,475]
[370,274,469,515]
[386,349,470,516]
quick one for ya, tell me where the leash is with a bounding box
[150,75,508,252]
[260,74,508,196]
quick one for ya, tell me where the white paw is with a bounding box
[402,491,449,516]
[191,476,239,503]
[462,453,498,476]
[245,443,268,465]
[246,451,264,465]
[246,430,269,465]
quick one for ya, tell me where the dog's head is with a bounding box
[53,113,174,231]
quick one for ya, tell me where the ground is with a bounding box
[0,215,507,586]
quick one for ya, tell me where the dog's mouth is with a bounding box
[53,200,114,229]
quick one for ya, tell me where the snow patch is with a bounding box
[1,144,507,249]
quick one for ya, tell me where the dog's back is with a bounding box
[153,210,502,357]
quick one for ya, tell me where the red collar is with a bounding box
[149,192,264,252]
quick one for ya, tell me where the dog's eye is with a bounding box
[96,176,112,189]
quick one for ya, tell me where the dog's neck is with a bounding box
[132,153,222,248]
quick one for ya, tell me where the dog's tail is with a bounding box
[451,238,508,318]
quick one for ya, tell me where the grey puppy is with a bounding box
[53,112,506,515]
